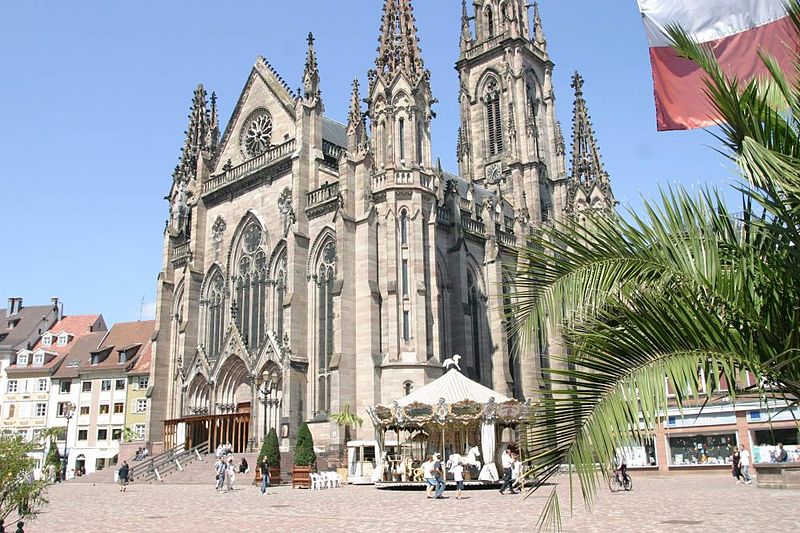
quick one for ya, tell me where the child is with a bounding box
[450,460,465,499]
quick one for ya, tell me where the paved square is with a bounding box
[24,474,799,532]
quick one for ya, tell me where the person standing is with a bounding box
[259,459,270,495]
[117,461,130,492]
[433,453,446,499]
[775,443,789,463]
[499,448,517,495]
[739,445,753,484]
[422,455,436,498]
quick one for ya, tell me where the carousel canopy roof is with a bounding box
[396,368,512,407]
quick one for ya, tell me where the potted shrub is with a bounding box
[254,428,282,486]
[330,404,363,483]
[292,423,316,488]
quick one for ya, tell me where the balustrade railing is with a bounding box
[496,228,517,247]
[459,198,472,212]
[437,206,450,223]
[203,138,296,193]
[171,242,190,265]
[307,181,339,209]
[463,217,485,236]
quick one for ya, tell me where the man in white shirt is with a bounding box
[499,448,517,494]
[739,445,753,484]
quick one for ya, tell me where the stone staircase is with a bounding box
[153,452,259,485]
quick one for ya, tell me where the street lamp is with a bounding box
[259,372,278,437]
[61,402,76,481]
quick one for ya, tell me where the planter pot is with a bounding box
[292,465,312,489]
[336,466,349,484]
[253,465,283,486]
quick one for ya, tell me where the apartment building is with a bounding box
[50,320,154,475]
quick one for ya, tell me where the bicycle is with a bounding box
[607,467,633,492]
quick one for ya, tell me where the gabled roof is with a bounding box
[51,332,106,379]
[6,314,105,375]
[0,304,58,350]
[79,320,155,373]
[395,368,512,407]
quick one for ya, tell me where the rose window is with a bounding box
[242,111,273,158]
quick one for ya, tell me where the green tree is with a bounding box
[258,428,281,468]
[0,436,51,528]
[330,404,363,466]
[512,2,800,529]
[293,423,316,467]
[330,404,363,447]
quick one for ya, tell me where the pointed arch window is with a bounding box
[437,270,448,359]
[399,209,409,246]
[234,221,267,352]
[486,7,495,38]
[398,118,406,162]
[273,253,287,341]
[484,79,503,157]
[468,271,483,384]
[315,240,336,414]
[204,272,225,358]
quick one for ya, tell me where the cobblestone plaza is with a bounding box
[26,474,799,532]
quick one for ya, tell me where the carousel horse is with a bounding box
[442,354,462,371]
[465,446,482,469]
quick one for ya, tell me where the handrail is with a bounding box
[130,441,209,482]
[306,181,339,209]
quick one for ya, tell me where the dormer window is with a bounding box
[16,353,28,366]
[42,335,52,347]
[91,353,101,365]
[32,353,44,366]
[57,333,69,346]
[118,351,127,364]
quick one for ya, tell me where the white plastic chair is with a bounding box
[330,472,342,487]
[310,473,325,490]
[322,472,334,488]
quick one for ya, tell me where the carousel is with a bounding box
[366,360,532,487]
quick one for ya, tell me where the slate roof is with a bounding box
[322,116,347,147]
[0,304,59,351]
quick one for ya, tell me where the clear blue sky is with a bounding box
[0,1,735,326]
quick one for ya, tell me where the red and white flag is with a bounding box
[638,0,799,131]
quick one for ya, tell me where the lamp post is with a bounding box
[259,372,278,439]
[61,402,76,482]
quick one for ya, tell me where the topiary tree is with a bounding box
[293,422,316,467]
[262,428,281,467]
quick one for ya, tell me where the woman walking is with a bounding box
[731,447,743,484]
[226,457,237,491]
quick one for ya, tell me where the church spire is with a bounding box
[302,32,321,102]
[206,91,220,152]
[460,0,472,53]
[173,84,211,182]
[375,0,426,82]
[533,1,547,50]
[346,78,366,151]
[567,72,613,212]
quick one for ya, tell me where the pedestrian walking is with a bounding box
[739,445,753,484]
[214,457,227,492]
[433,453,446,499]
[117,461,130,492]
[259,458,270,495]
[226,457,236,491]
[499,448,517,495]
[731,448,743,483]
[422,455,436,498]
[449,460,465,499]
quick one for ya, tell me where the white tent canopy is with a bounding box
[396,368,513,407]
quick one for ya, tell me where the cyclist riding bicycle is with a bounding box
[614,450,630,485]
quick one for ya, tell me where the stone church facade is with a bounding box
[147,0,613,458]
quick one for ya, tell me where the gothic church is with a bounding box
[147,0,614,458]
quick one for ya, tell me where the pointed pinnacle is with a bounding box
[533,1,547,48]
